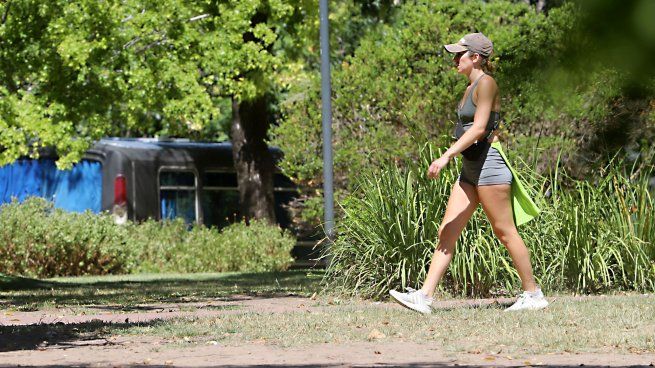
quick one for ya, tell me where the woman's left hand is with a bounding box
[427,156,450,179]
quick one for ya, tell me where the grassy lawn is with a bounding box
[119,293,655,356]
[2,271,654,357]
[0,270,323,312]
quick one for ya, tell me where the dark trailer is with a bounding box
[0,138,298,230]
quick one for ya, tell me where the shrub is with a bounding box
[324,144,655,298]
[0,197,131,278]
[211,220,295,273]
[122,218,192,273]
[130,219,295,274]
[0,199,295,277]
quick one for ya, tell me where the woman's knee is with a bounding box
[438,221,462,247]
[493,225,518,246]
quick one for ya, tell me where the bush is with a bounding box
[122,218,192,273]
[324,144,655,298]
[130,219,295,274]
[0,198,131,277]
[0,198,295,277]
[212,221,295,273]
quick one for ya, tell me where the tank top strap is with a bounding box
[468,73,486,99]
[466,73,488,109]
[459,73,487,112]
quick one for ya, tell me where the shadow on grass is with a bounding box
[0,274,54,290]
[0,318,167,353]
[432,299,516,311]
[0,270,323,310]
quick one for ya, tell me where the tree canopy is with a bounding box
[0,0,297,167]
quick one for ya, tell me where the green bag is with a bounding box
[490,141,541,226]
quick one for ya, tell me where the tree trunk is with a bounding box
[230,96,276,224]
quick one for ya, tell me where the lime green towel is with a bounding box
[490,141,541,226]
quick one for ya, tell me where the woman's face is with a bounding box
[453,50,474,75]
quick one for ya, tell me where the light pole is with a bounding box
[319,0,334,244]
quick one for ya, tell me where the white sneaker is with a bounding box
[504,288,549,311]
[389,287,433,314]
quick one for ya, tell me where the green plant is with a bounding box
[325,143,655,298]
[0,197,131,277]
[324,143,520,298]
[124,218,193,273]
[133,219,295,274]
[547,157,655,292]
[0,198,296,277]
[215,220,296,272]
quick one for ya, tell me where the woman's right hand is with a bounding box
[427,156,450,179]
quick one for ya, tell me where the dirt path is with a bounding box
[1,295,654,367]
[2,336,654,367]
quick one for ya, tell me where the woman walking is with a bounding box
[389,33,548,313]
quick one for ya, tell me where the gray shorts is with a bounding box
[458,145,513,186]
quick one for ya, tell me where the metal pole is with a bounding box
[319,0,334,242]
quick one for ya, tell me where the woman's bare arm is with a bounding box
[443,76,497,159]
[427,75,498,178]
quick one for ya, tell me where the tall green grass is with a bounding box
[325,144,655,298]
[548,159,655,292]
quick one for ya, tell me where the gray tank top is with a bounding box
[454,74,500,141]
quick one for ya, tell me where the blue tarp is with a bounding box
[0,159,102,213]
[161,190,196,223]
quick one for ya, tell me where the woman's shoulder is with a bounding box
[478,74,498,89]
[472,74,499,106]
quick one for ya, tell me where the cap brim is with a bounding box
[444,43,467,53]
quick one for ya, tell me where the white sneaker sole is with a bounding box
[389,290,432,314]
[504,300,549,312]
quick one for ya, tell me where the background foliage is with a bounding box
[0,0,405,168]
[270,0,655,231]
[0,198,295,278]
[0,0,303,167]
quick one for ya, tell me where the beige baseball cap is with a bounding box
[444,33,493,58]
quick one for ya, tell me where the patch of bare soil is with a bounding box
[1,338,654,367]
[1,296,654,367]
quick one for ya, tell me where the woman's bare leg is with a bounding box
[420,180,479,297]
[477,184,537,292]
